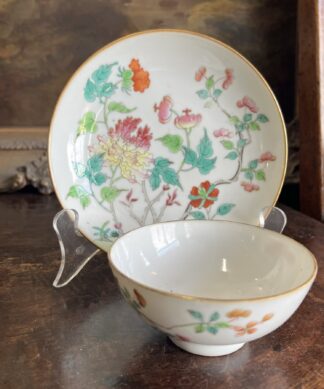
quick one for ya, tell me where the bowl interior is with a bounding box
[110,221,316,299]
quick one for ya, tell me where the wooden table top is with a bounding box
[0,194,323,389]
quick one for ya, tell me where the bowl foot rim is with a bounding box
[170,337,245,357]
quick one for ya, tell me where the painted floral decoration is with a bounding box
[67,60,276,243]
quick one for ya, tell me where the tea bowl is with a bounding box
[108,220,317,357]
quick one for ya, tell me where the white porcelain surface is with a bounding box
[49,30,287,252]
[109,220,317,356]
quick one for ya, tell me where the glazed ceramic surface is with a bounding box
[109,220,317,356]
[49,30,287,251]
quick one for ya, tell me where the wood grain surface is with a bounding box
[0,194,323,389]
[0,0,296,126]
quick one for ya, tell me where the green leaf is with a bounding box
[248,159,258,169]
[183,147,198,166]
[84,80,97,102]
[257,114,269,123]
[67,185,88,199]
[255,169,266,181]
[101,187,122,202]
[190,211,206,220]
[188,310,204,321]
[235,123,245,132]
[205,75,215,90]
[157,134,183,153]
[213,89,222,98]
[225,151,238,160]
[216,322,231,328]
[161,168,181,188]
[196,89,209,99]
[119,67,133,92]
[243,113,252,122]
[195,324,205,333]
[197,157,216,175]
[249,121,261,131]
[73,162,86,178]
[209,312,220,322]
[229,116,240,125]
[92,172,107,186]
[87,154,104,173]
[198,129,213,158]
[149,170,161,190]
[79,195,91,209]
[216,203,235,216]
[108,101,135,113]
[67,185,91,209]
[98,82,117,98]
[207,326,218,335]
[244,171,254,181]
[77,111,97,136]
[91,63,115,84]
[221,140,234,150]
[121,287,130,299]
[155,157,171,170]
[237,139,247,148]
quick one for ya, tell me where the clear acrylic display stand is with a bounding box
[52,206,287,288]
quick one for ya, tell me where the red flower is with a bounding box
[129,59,150,93]
[189,181,219,208]
[195,66,206,81]
[222,68,234,89]
[241,181,260,192]
[237,96,259,113]
[213,128,233,138]
[109,117,152,150]
[259,151,276,163]
[174,109,202,131]
[154,95,173,124]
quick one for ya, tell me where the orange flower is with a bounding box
[226,309,251,319]
[129,59,150,93]
[195,66,206,81]
[133,288,146,308]
[262,313,274,322]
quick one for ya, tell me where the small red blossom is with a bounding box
[109,117,152,150]
[222,68,234,89]
[114,223,122,230]
[166,190,181,206]
[213,128,233,138]
[237,96,259,113]
[195,66,206,81]
[154,95,173,124]
[259,151,276,163]
[163,184,170,191]
[129,59,150,93]
[174,109,202,131]
[189,181,219,208]
[241,181,260,192]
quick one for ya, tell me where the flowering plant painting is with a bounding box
[118,286,274,341]
[66,60,276,244]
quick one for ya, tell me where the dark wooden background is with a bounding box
[0,0,296,126]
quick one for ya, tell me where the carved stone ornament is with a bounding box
[0,127,53,194]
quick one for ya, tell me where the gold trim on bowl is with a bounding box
[48,29,288,252]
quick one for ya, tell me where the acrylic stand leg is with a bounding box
[52,209,100,287]
[52,206,287,288]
